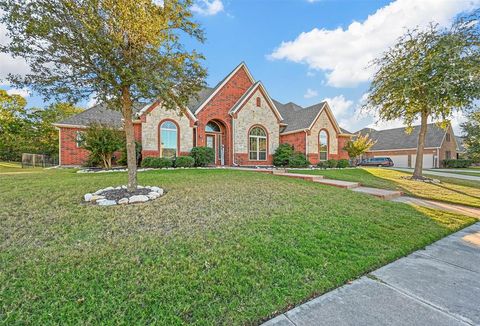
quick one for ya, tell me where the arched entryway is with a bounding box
[205,120,227,166]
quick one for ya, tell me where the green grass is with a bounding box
[292,168,480,207]
[0,167,476,325]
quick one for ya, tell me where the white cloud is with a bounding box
[323,95,353,117]
[270,0,480,87]
[304,88,318,99]
[6,88,30,98]
[87,94,99,108]
[191,0,224,16]
[0,16,30,82]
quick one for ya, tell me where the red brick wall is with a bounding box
[59,124,143,166]
[235,153,274,166]
[280,132,306,154]
[196,67,253,166]
[59,127,90,166]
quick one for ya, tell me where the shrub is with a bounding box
[82,153,102,168]
[118,141,142,167]
[316,161,328,169]
[337,159,350,168]
[442,159,473,168]
[141,157,173,168]
[190,147,215,167]
[273,143,295,167]
[288,152,310,168]
[174,156,195,168]
[326,159,338,168]
[80,123,124,169]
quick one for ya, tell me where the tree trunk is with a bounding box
[413,110,429,179]
[121,86,138,191]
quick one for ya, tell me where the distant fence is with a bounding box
[21,153,58,168]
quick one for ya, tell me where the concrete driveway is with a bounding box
[263,223,480,326]
[391,168,480,182]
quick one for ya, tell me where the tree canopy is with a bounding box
[364,11,480,177]
[343,134,376,163]
[0,90,82,161]
[1,0,207,190]
[461,110,480,162]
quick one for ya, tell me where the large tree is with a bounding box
[0,90,29,161]
[1,0,206,191]
[364,12,480,179]
[31,103,84,157]
[461,110,480,162]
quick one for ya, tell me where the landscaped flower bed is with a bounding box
[84,185,164,206]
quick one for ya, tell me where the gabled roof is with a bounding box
[54,103,145,128]
[275,100,326,133]
[193,62,255,115]
[229,81,284,122]
[186,87,215,114]
[356,123,450,150]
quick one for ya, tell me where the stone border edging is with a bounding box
[84,185,165,206]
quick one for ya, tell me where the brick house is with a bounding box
[357,123,457,168]
[54,62,351,166]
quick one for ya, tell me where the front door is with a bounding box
[206,133,224,166]
[206,134,216,165]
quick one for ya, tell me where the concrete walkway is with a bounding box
[432,169,480,174]
[391,168,480,182]
[393,196,480,219]
[263,223,480,326]
[237,167,478,214]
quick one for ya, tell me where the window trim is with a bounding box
[75,131,85,148]
[318,129,329,161]
[248,125,268,161]
[158,119,180,158]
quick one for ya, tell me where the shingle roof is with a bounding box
[186,87,215,114]
[356,123,448,150]
[274,100,326,133]
[56,102,146,128]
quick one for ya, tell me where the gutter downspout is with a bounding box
[305,130,308,157]
[232,117,238,166]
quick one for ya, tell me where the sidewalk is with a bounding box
[263,223,480,326]
[391,168,480,182]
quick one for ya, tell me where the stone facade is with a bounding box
[141,105,193,157]
[233,89,280,165]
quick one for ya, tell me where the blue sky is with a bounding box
[1,0,478,133]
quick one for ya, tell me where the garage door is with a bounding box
[375,155,409,167]
[412,154,435,169]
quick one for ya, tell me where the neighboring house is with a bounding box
[53,62,351,166]
[357,123,457,168]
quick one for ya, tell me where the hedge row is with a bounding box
[141,147,214,168]
[316,159,350,169]
[442,159,473,168]
[141,156,195,168]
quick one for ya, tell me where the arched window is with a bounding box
[256,97,261,107]
[249,126,267,161]
[205,121,221,132]
[319,130,328,161]
[160,121,178,158]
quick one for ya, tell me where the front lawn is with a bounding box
[0,168,475,324]
[292,168,480,207]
